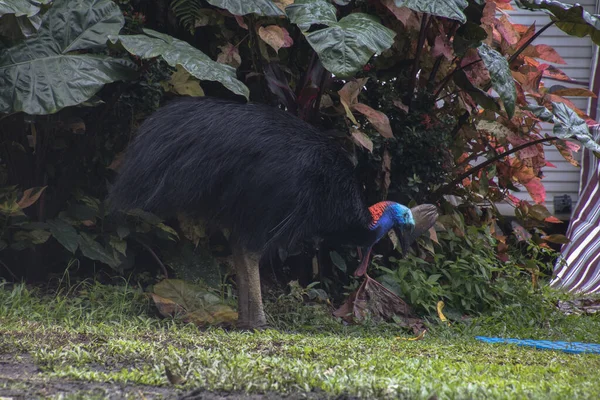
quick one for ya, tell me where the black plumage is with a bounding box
[109,97,436,328]
[110,97,375,253]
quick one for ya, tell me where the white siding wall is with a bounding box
[494,0,597,218]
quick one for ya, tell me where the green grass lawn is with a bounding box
[1,280,600,399]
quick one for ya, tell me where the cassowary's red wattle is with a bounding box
[109,97,435,329]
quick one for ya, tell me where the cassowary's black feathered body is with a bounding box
[110,97,374,253]
[110,97,436,328]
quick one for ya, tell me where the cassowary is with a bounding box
[109,97,437,329]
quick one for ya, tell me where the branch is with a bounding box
[0,258,18,281]
[427,21,459,90]
[408,14,430,112]
[137,240,169,279]
[434,58,481,100]
[435,136,558,197]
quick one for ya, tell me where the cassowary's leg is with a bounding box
[232,246,266,329]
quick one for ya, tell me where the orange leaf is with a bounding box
[352,103,393,138]
[534,44,566,64]
[515,23,535,50]
[542,65,572,82]
[555,140,580,167]
[544,216,563,223]
[541,234,570,244]
[258,25,293,53]
[552,88,597,98]
[338,78,368,124]
[17,186,47,209]
[351,129,373,152]
[393,99,409,113]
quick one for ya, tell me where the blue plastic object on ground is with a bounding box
[475,336,600,354]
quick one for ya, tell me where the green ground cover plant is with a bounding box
[1,280,599,399]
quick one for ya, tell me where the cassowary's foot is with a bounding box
[232,246,267,329]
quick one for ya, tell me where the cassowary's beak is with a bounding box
[395,225,415,256]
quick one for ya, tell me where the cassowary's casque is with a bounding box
[109,97,437,328]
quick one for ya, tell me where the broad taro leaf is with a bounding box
[114,29,249,99]
[205,0,284,16]
[516,0,600,45]
[304,13,395,78]
[78,232,120,269]
[393,0,468,24]
[0,0,135,115]
[47,218,79,253]
[0,0,45,17]
[552,102,600,153]
[478,44,516,118]
[526,103,554,122]
[285,0,337,31]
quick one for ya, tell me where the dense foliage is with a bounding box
[1,0,600,316]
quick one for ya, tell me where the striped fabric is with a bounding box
[551,126,600,294]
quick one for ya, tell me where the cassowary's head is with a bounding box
[387,203,416,255]
[369,202,415,255]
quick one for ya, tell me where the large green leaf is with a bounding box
[304,13,395,78]
[393,0,468,24]
[552,102,600,153]
[286,2,394,78]
[0,0,42,17]
[477,44,516,118]
[516,0,600,45]
[114,29,249,99]
[205,0,284,16]
[285,0,337,31]
[0,0,135,115]
[47,219,79,253]
[78,232,120,268]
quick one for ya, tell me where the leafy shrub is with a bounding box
[377,225,523,316]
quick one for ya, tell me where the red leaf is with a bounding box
[481,1,496,26]
[523,177,545,204]
[495,15,520,45]
[382,149,391,195]
[545,161,557,168]
[217,43,241,68]
[235,15,248,29]
[432,36,453,60]
[393,99,409,113]
[544,216,564,223]
[381,0,421,30]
